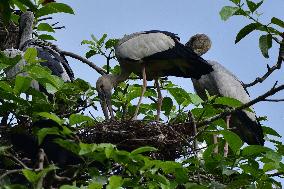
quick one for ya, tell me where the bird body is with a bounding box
[192,61,264,145]
[115,30,213,80]
[97,30,213,119]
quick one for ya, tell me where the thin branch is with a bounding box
[53,26,65,30]
[262,98,284,102]
[0,169,22,180]
[244,39,284,88]
[38,17,53,22]
[61,51,107,75]
[197,83,284,127]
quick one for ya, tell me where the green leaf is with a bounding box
[242,145,271,157]
[37,23,55,32]
[38,34,57,41]
[86,50,98,59]
[36,2,74,18]
[214,96,243,108]
[98,34,107,46]
[22,169,39,183]
[0,81,14,93]
[262,126,281,137]
[14,75,32,95]
[105,39,119,49]
[168,87,190,105]
[246,0,263,13]
[230,0,241,4]
[259,34,272,58]
[271,17,284,28]
[24,48,38,63]
[161,97,173,116]
[131,146,157,155]
[69,114,94,126]
[189,93,203,105]
[36,112,64,125]
[219,6,239,21]
[107,176,123,189]
[235,23,261,43]
[79,143,97,155]
[13,0,27,12]
[220,130,243,154]
[37,127,60,145]
[18,0,37,11]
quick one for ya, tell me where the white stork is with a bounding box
[187,34,264,145]
[96,30,214,120]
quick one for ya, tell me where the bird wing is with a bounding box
[115,32,176,60]
[22,39,74,81]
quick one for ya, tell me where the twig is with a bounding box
[53,26,65,30]
[262,98,284,102]
[38,17,53,22]
[244,39,284,88]
[197,83,284,127]
[4,154,29,169]
[0,169,22,180]
[61,51,107,75]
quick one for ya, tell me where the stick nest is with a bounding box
[78,120,195,160]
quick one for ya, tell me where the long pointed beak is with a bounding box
[105,97,114,119]
[99,98,109,120]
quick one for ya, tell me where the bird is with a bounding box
[96,30,214,120]
[5,11,74,87]
[186,34,264,146]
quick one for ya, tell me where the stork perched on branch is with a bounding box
[96,30,214,120]
[187,34,264,146]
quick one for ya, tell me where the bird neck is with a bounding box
[18,11,34,49]
[109,71,131,87]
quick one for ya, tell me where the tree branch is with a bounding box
[197,83,284,127]
[61,51,107,75]
[244,39,284,88]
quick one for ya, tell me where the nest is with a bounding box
[78,120,195,160]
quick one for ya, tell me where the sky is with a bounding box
[52,1,284,147]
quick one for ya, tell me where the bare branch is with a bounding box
[61,51,107,75]
[262,98,284,102]
[38,17,53,22]
[244,39,284,88]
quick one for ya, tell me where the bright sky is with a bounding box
[53,1,284,147]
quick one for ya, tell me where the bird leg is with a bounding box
[132,64,147,120]
[224,115,231,157]
[213,134,218,154]
[154,78,163,121]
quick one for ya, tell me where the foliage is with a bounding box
[0,0,283,188]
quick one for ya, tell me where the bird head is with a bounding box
[185,34,212,56]
[96,75,115,119]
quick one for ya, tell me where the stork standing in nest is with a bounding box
[96,30,214,120]
[187,34,264,146]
